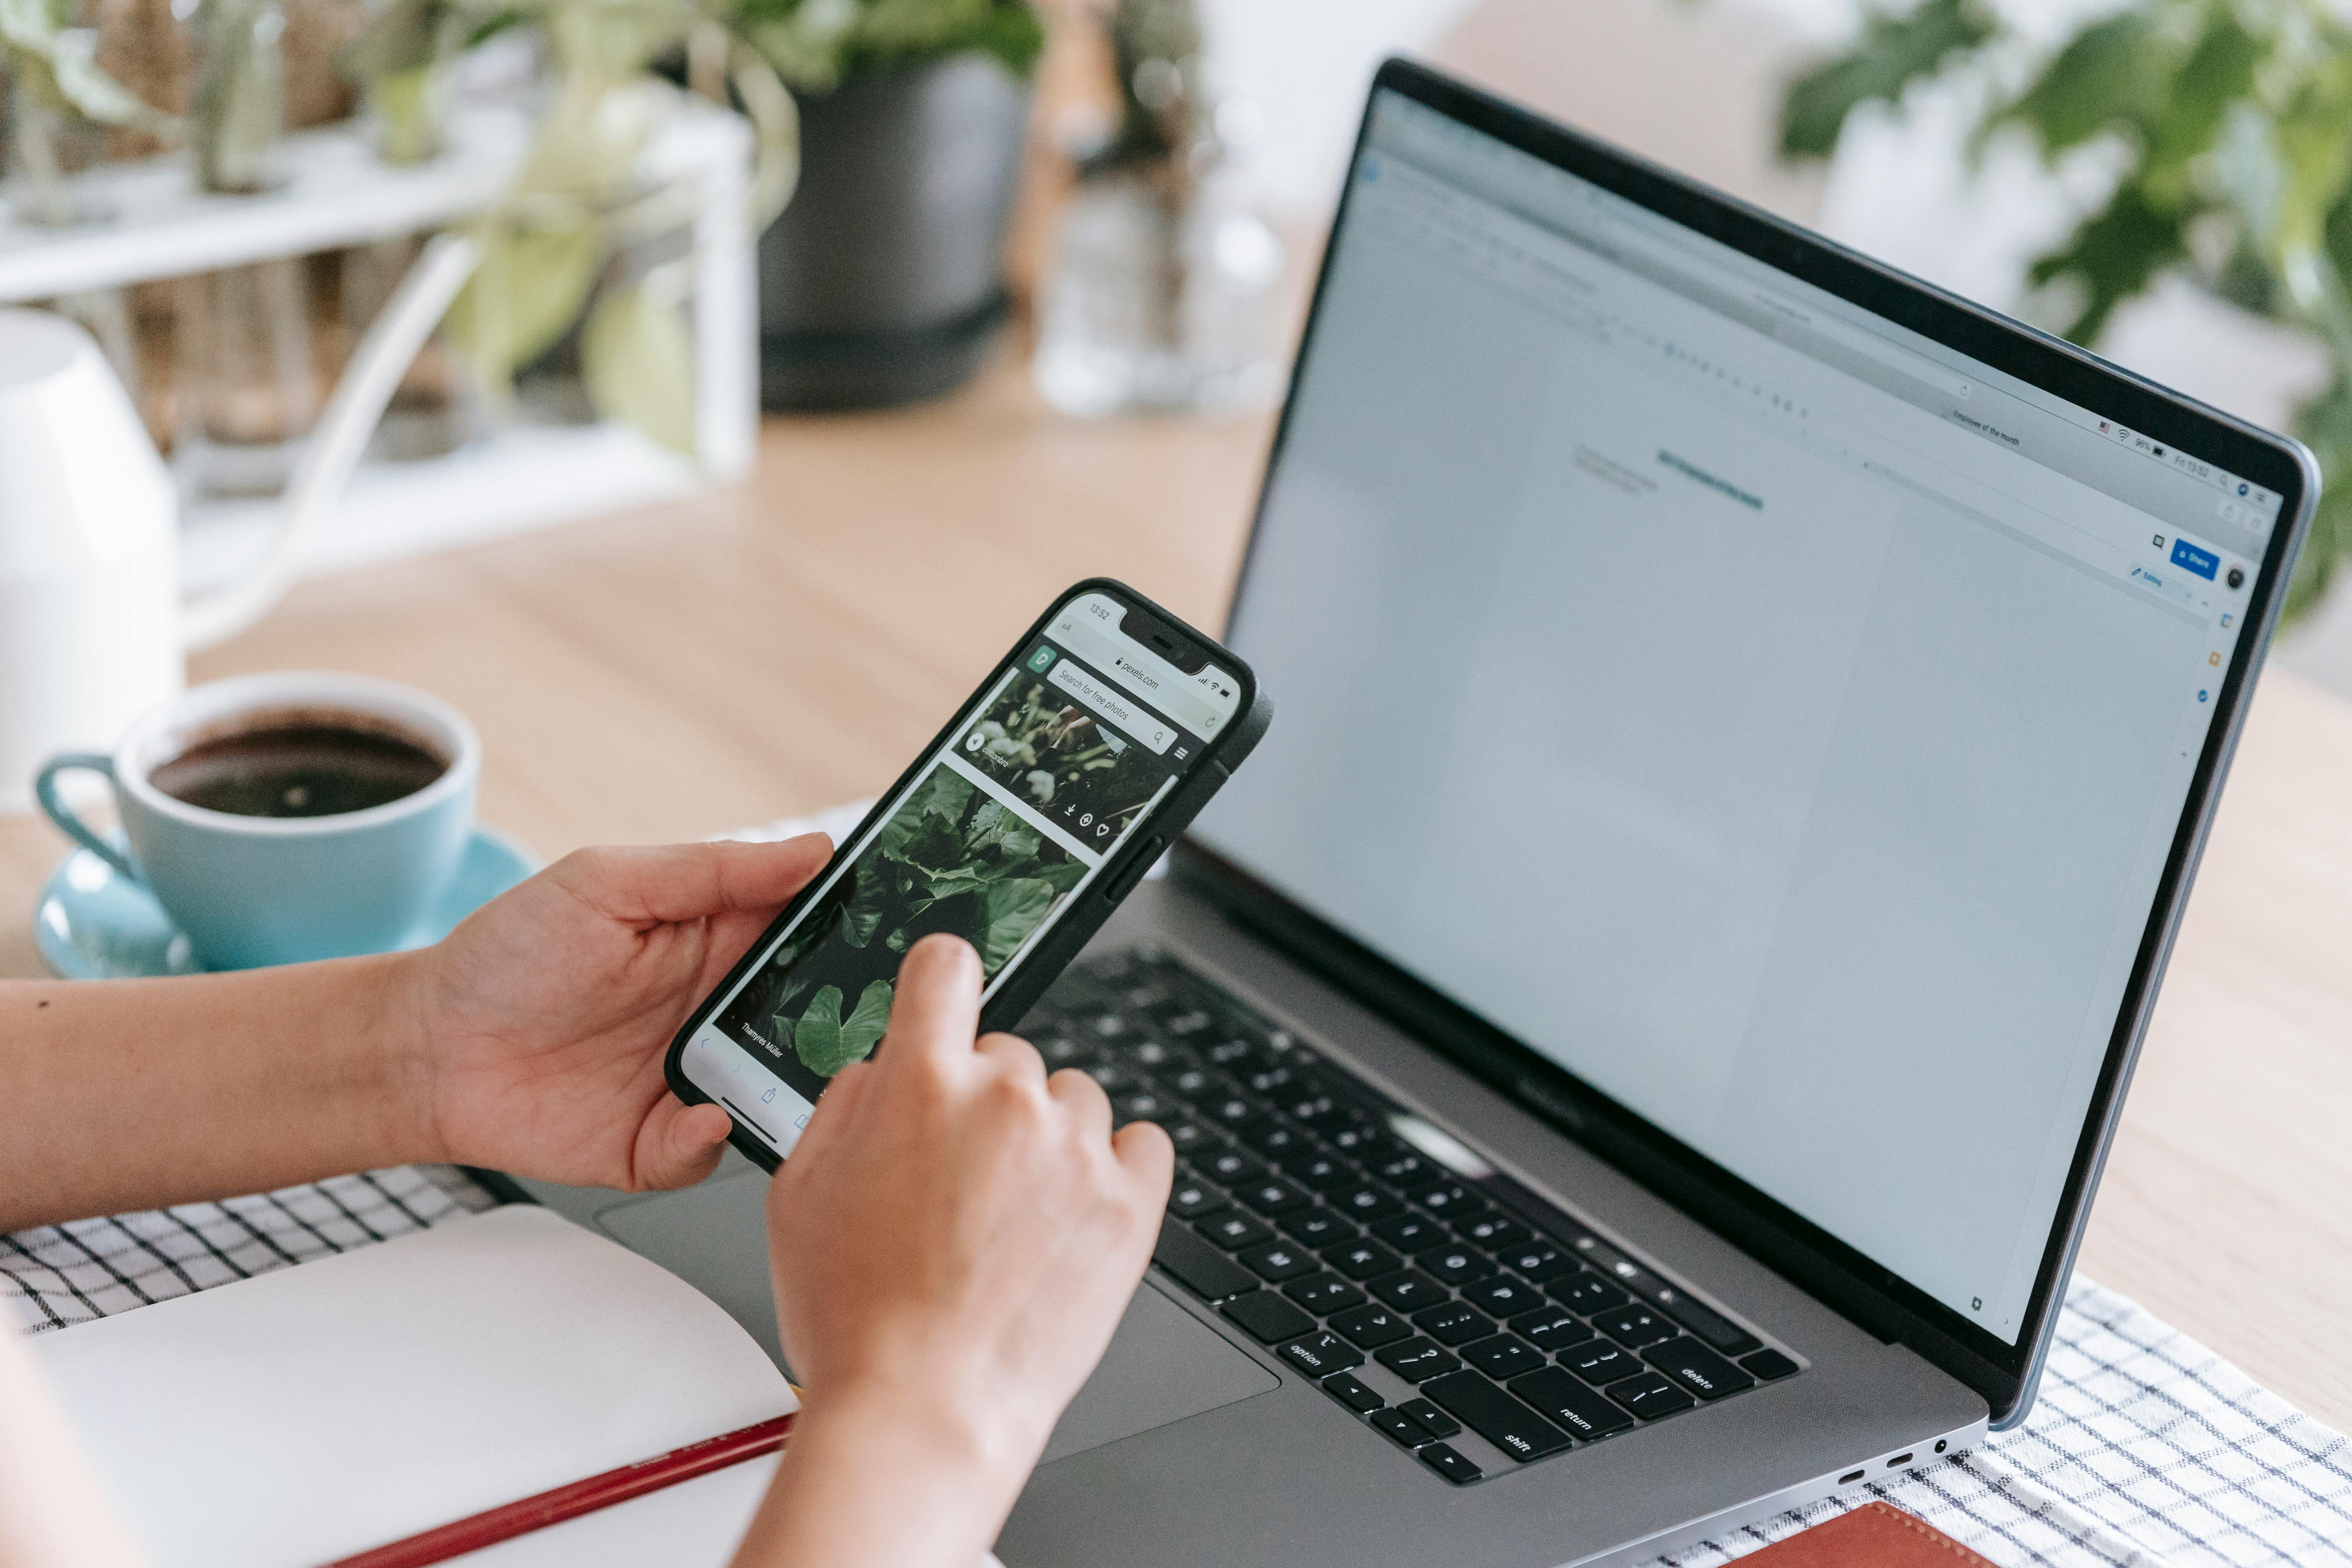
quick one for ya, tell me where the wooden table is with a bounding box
[6,343,2350,1434]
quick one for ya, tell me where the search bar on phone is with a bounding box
[1048,661,1176,754]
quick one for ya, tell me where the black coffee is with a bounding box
[151,716,448,819]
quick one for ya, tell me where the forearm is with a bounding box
[730,1387,1035,1568]
[0,955,437,1231]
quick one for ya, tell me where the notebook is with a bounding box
[27,1205,798,1568]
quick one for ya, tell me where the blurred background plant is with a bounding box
[737,0,1043,94]
[1780,0,2352,623]
[339,0,800,453]
[0,0,176,225]
[731,0,1044,410]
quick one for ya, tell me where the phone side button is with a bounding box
[1102,836,1165,903]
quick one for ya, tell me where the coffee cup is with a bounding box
[35,672,479,969]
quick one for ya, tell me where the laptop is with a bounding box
[500,58,2316,1566]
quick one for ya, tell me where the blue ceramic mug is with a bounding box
[35,672,479,970]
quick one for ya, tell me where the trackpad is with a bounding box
[1039,1283,1277,1465]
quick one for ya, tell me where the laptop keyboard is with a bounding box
[1025,949,1803,1486]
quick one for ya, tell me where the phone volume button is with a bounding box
[1103,837,1165,903]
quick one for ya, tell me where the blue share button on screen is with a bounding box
[2171,539,2220,580]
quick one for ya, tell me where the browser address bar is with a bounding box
[1049,661,1176,754]
[1047,615,1227,735]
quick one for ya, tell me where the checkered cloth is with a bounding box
[9,803,2346,1564]
[1,1166,495,1332]
[11,1178,2345,1567]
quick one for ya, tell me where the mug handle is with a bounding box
[34,754,143,884]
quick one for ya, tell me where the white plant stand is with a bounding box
[0,94,757,594]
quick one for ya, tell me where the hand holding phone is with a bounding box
[666,580,1269,1168]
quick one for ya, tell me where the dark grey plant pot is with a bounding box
[759,55,1031,410]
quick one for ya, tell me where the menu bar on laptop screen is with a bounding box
[1196,88,2259,1346]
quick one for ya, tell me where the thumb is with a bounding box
[560,836,834,930]
[634,1099,733,1190]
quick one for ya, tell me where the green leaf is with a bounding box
[792,984,867,1077]
[840,978,893,1061]
[976,876,1055,972]
[2028,179,2189,345]
[2145,9,2261,176]
[582,279,697,455]
[1987,11,2169,160]
[442,220,605,388]
[1779,0,1998,161]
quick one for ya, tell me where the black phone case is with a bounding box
[664,577,1270,1171]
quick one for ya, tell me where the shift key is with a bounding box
[1421,1371,1573,1461]
[1153,1220,1257,1301]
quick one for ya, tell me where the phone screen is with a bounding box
[678,591,1244,1156]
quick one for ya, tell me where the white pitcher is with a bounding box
[0,233,480,812]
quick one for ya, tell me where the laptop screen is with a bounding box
[1192,87,2284,1349]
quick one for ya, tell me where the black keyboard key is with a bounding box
[1328,1303,1414,1349]
[1607,1370,1696,1420]
[1455,1214,1531,1251]
[1408,1183,1486,1223]
[1239,1121,1308,1159]
[1370,1151,1431,1186]
[1367,1212,1447,1251]
[1220,1290,1314,1344]
[1206,1093,1271,1130]
[1421,1371,1573,1461]
[1238,1177,1313,1217]
[1374,1337,1463,1382]
[1276,1332,1362,1378]
[1084,1062,1135,1093]
[1417,1443,1483,1485]
[1592,1304,1677,1349]
[1283,1092,1345,1127]
[1283,1151,1359,1192]
[1416,1243,1492,1288]
[1162,1119,1221,1156]
[1562,1341,1638,1386]
[1508,1367,1635,1440]
[1643,1338,1756,1401]
[1281,1208,1356,1249]
[1741,1348,1800,1382]
[1283,1273,1365,1314]
[1326,1125,1399,1160]
[1396,1397,1461,1441]
[1508,1307,1595,1354]
[1460,1274,1544,1319]
[1368,1407,1430,1449]
[1330,1183,1405,1221]
[1412,1300,1495,1347]
[1319,1370,1385,1413]
[1039,1034,1095,1067]
[1632,1282,1763,1357]
[1199,1212,1274,1251]
[1114,1088,1171,1123]
[1200,1147,1266,1186]
[1243,1064,1295,1096]
[1459,1334,1546,1381]
[1168,1065,1224,1100]
[1240,1240,1322,1283]
[1366,1270,1448,1312]
[1167,1179,1229,1220]
[1495,1245,1575,1283]
[1550,1268,1630,1315]
[1152,1221,1257,1302]
[1322,1239,1401,1280]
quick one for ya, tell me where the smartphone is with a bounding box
[665,579,1269,1169]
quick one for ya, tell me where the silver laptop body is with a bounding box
[508,59,2316,1567]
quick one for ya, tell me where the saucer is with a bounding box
[33,826,540,980]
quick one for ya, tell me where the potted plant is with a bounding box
[737,0,1045,408]
[1779,0,2352,622]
